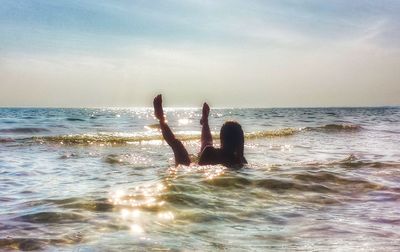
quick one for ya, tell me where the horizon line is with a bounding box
[0,105,399,110]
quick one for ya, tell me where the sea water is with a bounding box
[0,107,399,251]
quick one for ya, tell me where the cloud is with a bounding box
[0,0,399,107]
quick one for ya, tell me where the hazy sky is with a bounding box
[1,0,399,107]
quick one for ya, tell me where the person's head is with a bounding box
[220,121,245,158]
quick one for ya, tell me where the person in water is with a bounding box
[153,94,247,168]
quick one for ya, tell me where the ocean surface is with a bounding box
[0,107,399,251]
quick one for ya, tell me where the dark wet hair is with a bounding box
[220,121,245,158]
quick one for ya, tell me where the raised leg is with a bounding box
[200,102,213,153]
[153,95,190,166]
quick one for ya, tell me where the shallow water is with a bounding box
[0,107,400,251]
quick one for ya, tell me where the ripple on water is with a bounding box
[0,238,64,251]
[13,211,87,224]
[0,127,50,134]
[45,198,114,212]
[103,153,150,167]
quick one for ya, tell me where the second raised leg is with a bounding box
[200,102,213,152]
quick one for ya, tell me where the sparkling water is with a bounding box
[0,107,399,251]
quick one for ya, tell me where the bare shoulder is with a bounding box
[198,146,220,165]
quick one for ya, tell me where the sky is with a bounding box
[0,0,399,107]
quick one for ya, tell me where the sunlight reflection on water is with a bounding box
[178,118,192,125]
[1,107,400,251]
[109,181,173,237]
[167,164,226,180]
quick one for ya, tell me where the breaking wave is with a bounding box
[245,128,298,138]
[304,124,362,132]
[1,124,362,146]
[0,138,16,143]
[32,128,299,145]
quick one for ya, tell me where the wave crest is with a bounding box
[0,127,50,133]
[33,128,298,145]
[305,154,400,169]
[10,124,363,146]
[245,128,298,138]
[305,124,362,132]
